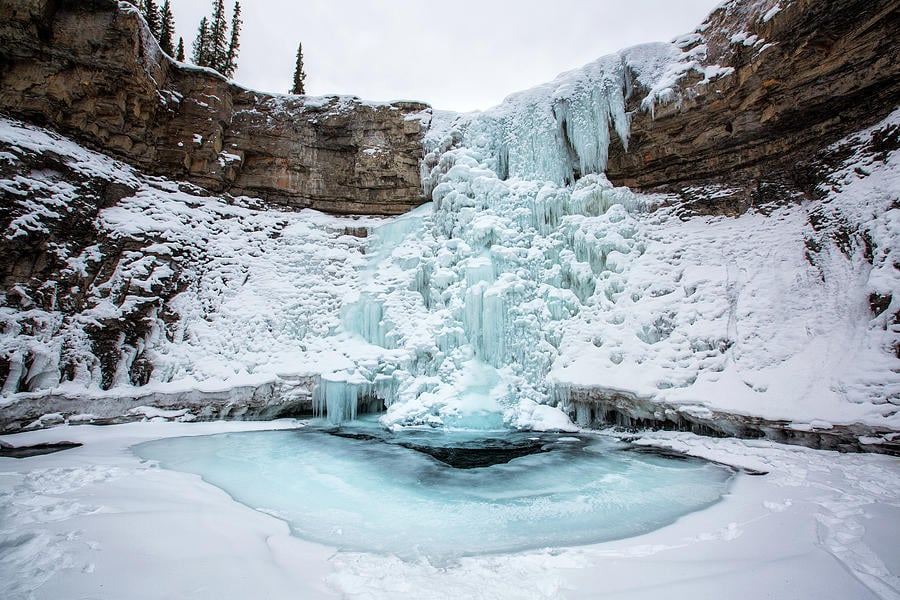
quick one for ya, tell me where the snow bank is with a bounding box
[1,422,898,599]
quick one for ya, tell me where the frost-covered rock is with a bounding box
[605,0,900,210]
[0,116,376,428]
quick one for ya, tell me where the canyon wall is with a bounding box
[0,0,429,215]
[606,0,900,211]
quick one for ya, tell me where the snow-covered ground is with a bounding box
[2,421,898,599]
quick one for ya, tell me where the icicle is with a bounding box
[314,373,389,424]
[342,294,394,349]
[480,287,506,367]
[465,256,495,287]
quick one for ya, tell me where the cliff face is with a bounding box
[606,0,900,211]
[0,0,429,215]
[1,0,896,216]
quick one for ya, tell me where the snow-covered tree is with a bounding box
[176,37,186,62]
[291,42,306,95]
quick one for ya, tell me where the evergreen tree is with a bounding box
[142,0,160,39]
[191,1,243,76]
[209,0,228,73]
[223,2,242,79]
[176,37,186,62]
[192,16,210,66]
[158,0,175,56]
[291,42,306,95]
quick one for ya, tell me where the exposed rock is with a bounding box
[0,440,81,458]
[606,0,900,212]
[0,0,429,215]
[560,385,900,456]
[0,376,318,433]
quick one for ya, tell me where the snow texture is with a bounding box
[1,421,898,599]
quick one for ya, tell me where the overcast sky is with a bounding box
[167,1,722,112]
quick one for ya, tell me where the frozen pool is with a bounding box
[134,420,734,560]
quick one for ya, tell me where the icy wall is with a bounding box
[308,45,687,429]
[320,86,900,434]
[422,43,691,190]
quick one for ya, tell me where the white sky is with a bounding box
[168,1,722,112]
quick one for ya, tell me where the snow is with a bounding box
[1,421,898,599]
[762,4,783,22]
[1,83,899,600]
[3,104,898,435]
[3,0,898,592]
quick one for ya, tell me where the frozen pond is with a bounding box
[134,420,734,560]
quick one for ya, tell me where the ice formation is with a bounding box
[303,43,721,429]
[134,424,733,560]
[311,101,900,431]
[2,38,898,434]
[0,35,704,428]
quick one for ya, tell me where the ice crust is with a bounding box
[134,424,733,560]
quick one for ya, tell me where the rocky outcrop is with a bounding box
[559,386,900,456]
[0,0,429,215]
[606,0,900,213]
[0,377,318,433]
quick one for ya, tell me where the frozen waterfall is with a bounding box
[310,42,698,427]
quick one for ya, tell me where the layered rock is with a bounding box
[606,0,900,212]
[0,0,429,215]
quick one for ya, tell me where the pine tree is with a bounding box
[191,1,243,76]
[209,0,228,73]
[223,2,242,79]
[142,0,160,39]
[192,17,210,66]
[291,42,306,95]
[176,37,186,62]
[158,0,175,56]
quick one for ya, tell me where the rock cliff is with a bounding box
[0,0,429,215]
[606,0,900,212]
